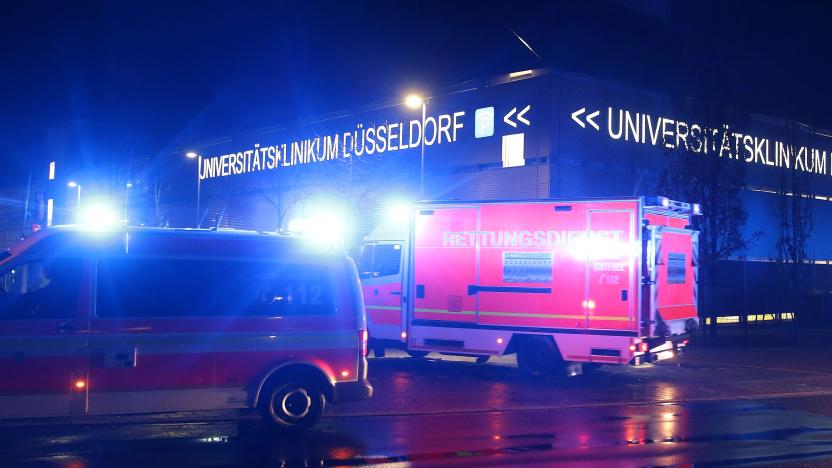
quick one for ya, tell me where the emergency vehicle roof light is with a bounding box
[388,202,412,225]
[80,202,119,230]
[645,196,701,215]
[287,209,348,248]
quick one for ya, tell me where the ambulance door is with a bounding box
[359,242,405,341]
[411,207,479,324]
[650,227,699,336]
[586,210,637,331]
[0,257,89,418]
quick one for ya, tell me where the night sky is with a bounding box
[1,0,830,185]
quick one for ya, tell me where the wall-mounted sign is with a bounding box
[199,103,536,181]
[570,106,829,177]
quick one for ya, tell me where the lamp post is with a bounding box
[124,181,133,224]
[405,94,427,199]
[186,151,201,228]
[67,181,81,223]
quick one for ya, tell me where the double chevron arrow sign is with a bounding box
[504,105,531,128]
[571,108,600,130]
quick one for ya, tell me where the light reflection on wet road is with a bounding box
[3,348,832,467]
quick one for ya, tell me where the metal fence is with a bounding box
[697,260,832,345]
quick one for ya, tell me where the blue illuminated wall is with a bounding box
[192,69,832,259]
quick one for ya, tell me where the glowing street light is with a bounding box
[67,181,82,223]
[405,94,424,109]
[185,151,202,227]
[405,94,428,198]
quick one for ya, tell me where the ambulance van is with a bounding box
[0,226,372,431]
[361,197,700,376]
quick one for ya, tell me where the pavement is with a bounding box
[3,344,832,467]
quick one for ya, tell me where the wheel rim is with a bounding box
[271,385,313,422]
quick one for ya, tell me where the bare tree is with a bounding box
[657,102,760,340]
[774,124,814,326]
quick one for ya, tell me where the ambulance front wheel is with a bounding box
[260,379,326,432]
[406,349,430,359]
[517,336,563,377]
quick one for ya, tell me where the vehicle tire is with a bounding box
[475,356,490,364]
[260,379,325,432]
[517,336,562,377]
[406,349,430,359]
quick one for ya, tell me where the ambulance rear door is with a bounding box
[647,225,699,337]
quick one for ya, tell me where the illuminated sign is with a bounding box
[199,102,535,181]
[475,107,494,138]
[571,106,830,177]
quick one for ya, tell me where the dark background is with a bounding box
[1,0,830,184]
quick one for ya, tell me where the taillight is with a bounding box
[361,330,369,357]
[640,342,648,353]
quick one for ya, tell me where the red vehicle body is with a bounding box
[360,197,700,376]
[0,226,371,431]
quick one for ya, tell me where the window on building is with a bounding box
[502,133,525,168]
[0,259,82,319]
[46,199,54,227]
[96,258,334,318]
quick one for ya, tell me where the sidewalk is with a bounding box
[690,326,832,348]
[683,340,832,374]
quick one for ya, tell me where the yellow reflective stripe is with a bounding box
[588,316,630,322]
[478,311,585,320]
[415,308,476,315]
[366,305,401,311]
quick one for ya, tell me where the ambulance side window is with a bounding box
[0,259,82,320]
[373,244,401,277]
[96,258,335,317]
[357,245,374,279]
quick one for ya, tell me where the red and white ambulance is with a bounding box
[360,197,700,376]
[0,226,372,431]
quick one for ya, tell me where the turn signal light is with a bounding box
[74,380,86,390]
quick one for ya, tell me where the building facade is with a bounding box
[191,68,832,262]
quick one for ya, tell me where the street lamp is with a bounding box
[405,94,427,198]
[124,181,133,224]
[67,181,81,223]
[186,151,202,227]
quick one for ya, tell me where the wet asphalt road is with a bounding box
[3,346,832,467]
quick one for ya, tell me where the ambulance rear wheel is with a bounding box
[517,337,562,377]
[261,379,325,432]
[406,349,430,359]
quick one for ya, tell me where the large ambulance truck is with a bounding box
[359,197,700,376]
